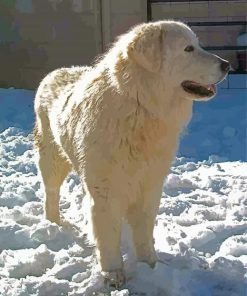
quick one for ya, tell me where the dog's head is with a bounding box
[127,21,230,101]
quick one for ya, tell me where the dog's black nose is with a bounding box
[221,60,230,73]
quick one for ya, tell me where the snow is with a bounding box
[0,75,246,295]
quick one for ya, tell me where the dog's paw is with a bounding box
[45,215,61,225]
[102,269,126,289]
[58,218,73,227]
[137,251,159,268]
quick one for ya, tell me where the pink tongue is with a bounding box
[190,81,216,92]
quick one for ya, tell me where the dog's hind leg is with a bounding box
[34,119,71,224]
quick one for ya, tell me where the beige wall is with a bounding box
[0,0,245,89]
[101,0,147,50]
[0,0,104,89]
[0,0,147,89]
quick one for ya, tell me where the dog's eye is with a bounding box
[184,45,194,52]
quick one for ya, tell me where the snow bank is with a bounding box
[0,128,246,295]
[0,244,54,278]
[0,75,246,294]
[0,88,34,132]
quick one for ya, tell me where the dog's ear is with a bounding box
[127,24,163,73]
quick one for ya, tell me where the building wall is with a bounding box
[0,0,147,89]
[100,0,147,49]
[0,0,102,89]
[0,0,245,89]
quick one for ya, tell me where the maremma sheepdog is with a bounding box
[34,20,230,288]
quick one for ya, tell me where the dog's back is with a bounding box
[34,66,91,147]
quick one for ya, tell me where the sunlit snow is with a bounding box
[0,75,246,295]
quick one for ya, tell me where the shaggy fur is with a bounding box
[34,20,229,287]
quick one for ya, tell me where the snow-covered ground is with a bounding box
[0,75,246,295]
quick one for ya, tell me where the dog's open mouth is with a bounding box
[182,80,216,97]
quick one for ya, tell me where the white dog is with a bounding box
[34,20,229,288]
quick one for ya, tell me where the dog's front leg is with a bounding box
[127,177,164,267]
[90,191,125,288]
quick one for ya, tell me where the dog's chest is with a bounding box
[119,112,176,163]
